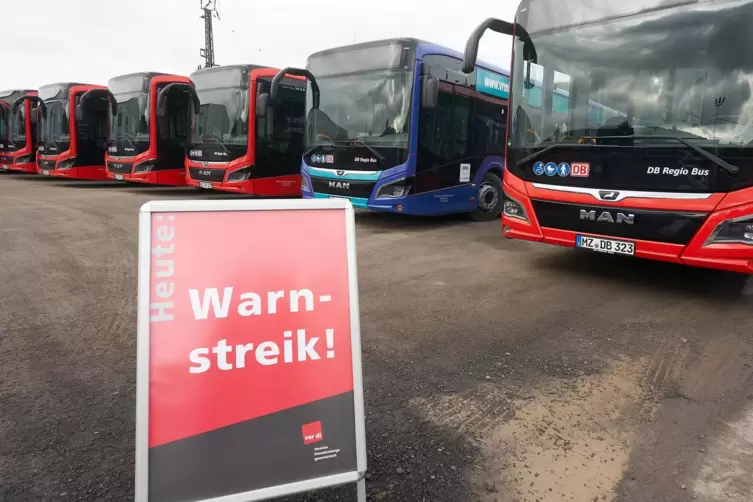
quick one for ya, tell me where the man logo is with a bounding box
[336,170,345,176]
[329,181,350,190]
[199,169,212,177]
[580,209,634,224]
[599,191,620,201]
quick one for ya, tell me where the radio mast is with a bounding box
[199,0,220,69]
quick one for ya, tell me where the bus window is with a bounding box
[473,99,506,156]
[451,91,471,154]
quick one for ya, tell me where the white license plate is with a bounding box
[576,235,635,256]
[42,170,50,176]
[1,164,8,170]
[199,181,213,189]
[114,174,124,181]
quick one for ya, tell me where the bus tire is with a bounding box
[471,172,503,222]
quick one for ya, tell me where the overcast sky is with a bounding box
[3,0,517,90]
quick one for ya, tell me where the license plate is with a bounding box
[1,165,8,170]
[42,170,50,176]
[576,235,635,256]
[114,174,124,181]
[199,182,213,189]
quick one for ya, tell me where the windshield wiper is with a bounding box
[342,138,386,162]
[516,135,739,175]
[597,135,739,175]
[197,135,232,151]
[114,133,138,150]
[306,138,387,162]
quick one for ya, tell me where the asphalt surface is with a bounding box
[1,170,752,502]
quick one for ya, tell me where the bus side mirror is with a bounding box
[421,76,439,109]
[256,93,269,118]
[462,17,536,72]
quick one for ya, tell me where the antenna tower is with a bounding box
[199,0,220,69]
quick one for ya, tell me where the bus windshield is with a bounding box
[306,43,414,149]
[306,71,413,148]
[110,91,150,151]
[191,88,248,147]
[510,0,753,150]
[38,85,70,149]
[190,67,249,152]
[40,100,70,144]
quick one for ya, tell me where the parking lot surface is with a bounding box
[1,171,752,502]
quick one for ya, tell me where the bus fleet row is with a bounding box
[1,36,512,221]
[5,0,752,274]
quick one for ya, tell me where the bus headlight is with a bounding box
[14,155,31,164]
[705,216,753,246]
[226,169,250,182]
[377,179,410,198]
[57,158,76,170]
[503,195,529,222]
[133,161,155,173]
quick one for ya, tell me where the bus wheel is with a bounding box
[471,172,503,222]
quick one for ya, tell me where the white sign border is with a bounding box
[136,198,367,502]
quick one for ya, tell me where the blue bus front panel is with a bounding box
[302,157,503,215]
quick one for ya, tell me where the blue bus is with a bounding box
[269,38,509,220]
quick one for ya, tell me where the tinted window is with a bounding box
[255,77,306,173]
[473,99,507,155]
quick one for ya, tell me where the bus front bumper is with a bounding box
[118,170,189,186]
[39,165,109,181]
[501,180,753,275]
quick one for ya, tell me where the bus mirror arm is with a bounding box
[462,17,536,74]
[271,67,320,110]
[108,91,118,117]
[11,96,46,120]
[156,83,199,118]
[78,89,112,123]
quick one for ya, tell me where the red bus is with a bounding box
[13,82,111,180]
[0,89,38,173]
[105,72,194,185]
[464,2,753,274]
[179,65,306,195]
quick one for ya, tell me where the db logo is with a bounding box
[302,421,323,445]
[571,162,590,177]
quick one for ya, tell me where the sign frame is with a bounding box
[135,198,367,502]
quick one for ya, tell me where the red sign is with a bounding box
[571,162,590,177]
[136,199,365,502]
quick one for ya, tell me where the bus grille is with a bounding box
[189,167,225,182]
[311,177,375,199]
[107,161,132,174]
[38,159,56,171]
[531,199,707,245]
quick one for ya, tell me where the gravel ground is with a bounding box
[1,171,752,502]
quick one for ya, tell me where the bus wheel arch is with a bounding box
[471,171,503,222]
